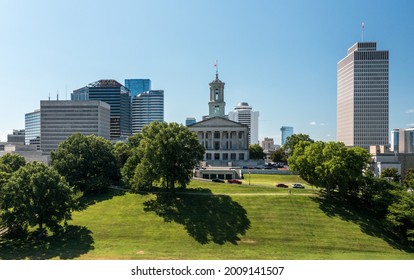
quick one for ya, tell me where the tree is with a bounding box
[381,168,401,183]
[249,144,266,160]
[0,162,75,237]
[51,133,118,194]
[113,141,132,169]
[385,191,414,242]
[0,153,26,173]
[270,147,287,163]
[283,134,314,157]
[403,169,414,189]
[129,122,204,192]
[289,141,370,196]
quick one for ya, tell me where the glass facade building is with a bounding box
[25,109,41,149]
[280,126,293,145]
[228,102,259,145]
[72,80,131,140]
[132,90,164,133]
[125,79,151,99]
[337,42,389,149]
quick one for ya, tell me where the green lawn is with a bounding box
[1,175,413,260]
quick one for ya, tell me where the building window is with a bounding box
[239,132,243,139]
[239,153,245,160]
[223,153,228,160]
[214,153,220,160]
[206,153,212,160]
[231,153,237,160]
[214,141,220,150]
[214,131,220,138]
[215,89,219,101]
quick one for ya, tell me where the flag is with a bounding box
[362,21,365,29]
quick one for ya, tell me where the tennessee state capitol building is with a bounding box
[188,73,250,167]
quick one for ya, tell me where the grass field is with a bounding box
[1,175,413,260]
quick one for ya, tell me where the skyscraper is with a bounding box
[131,90,164,133]
[228,102,259,145]
[337,42,389,149]
[124,79,151,99]
[280,126,293,145]
[72,80,131,140]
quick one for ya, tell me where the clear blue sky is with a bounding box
[0,0,413,144]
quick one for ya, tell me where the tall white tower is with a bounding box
[228,102,259,145]
[208,73,226,118]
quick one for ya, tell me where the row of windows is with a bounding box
[205,153,245,161]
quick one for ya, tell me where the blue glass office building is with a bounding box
[72,80,131,140]
[25,109,41,149]
[125,79,151,99]
[280,126,293,145]
[132,90,164,133]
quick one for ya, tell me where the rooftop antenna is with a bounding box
[48,92,50,101]
[57,90,59,101]
[361,21,364,42]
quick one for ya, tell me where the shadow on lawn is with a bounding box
[143,188,251,245]
[0,225,94,260]
[77,188,126,211]
[311,195,414,253]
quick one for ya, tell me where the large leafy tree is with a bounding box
[283,133,314,157]
[0,153,26,173]
[51,133,118,194]
[0,162,75,237]
[386,191,414,242]
[130,122,204,192]
[249,144,266,160]
[403,169,414,189]
[289,141,370,196]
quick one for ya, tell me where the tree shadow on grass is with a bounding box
[0,225,94,260]
[310,195,414,253]
[143,188,251,245]
[77,188,126,211]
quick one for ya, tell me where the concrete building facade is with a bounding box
[7,129,25,144]
[40,100,110,154]
[228,102,259,145]
[337,42,389,149]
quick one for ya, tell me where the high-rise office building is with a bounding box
[40,100,110,154]
[72,79,131,140]
[228,102,259,145]
[125,79,151,99]
[337,42,389,149]
[391,128,414,153]
[280,126,293,145]
[25,109,41,149]
[131,90,164,133]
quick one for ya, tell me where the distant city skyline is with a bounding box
[1,0,413,144]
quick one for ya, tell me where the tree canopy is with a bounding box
[288,141,371,196]
[128,122,204,192]
[0,153,26,173]
[381,168,401,183]
[283,133,314,157]
[0,162,75,237]
[51,133,118,194]
[248,144,266,160]
[270,147,287,163]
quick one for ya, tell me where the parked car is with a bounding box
[228,179,242,184]
[212,178,225,183]
[291,183,305,189]
[276,183,288,188]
